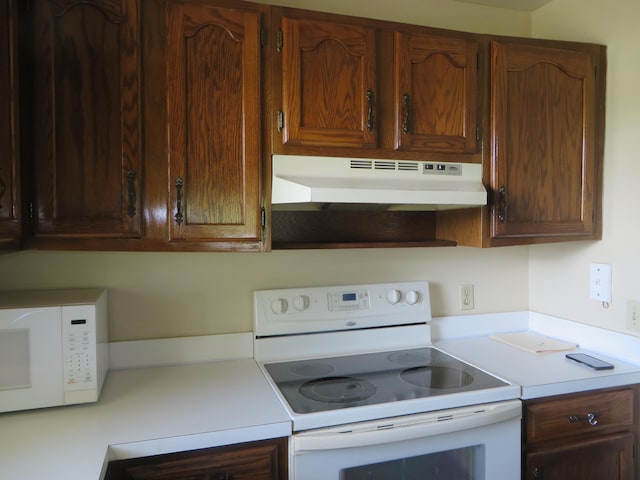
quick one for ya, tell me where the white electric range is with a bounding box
[254,281,522,480]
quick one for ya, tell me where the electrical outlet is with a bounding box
[627,300,640,331]
[459,284,474,311]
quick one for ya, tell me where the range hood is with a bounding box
[272,155,487,211]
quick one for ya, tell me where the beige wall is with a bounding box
[529,0,640,336]
[0,0,537,342]
[0,247,528,341]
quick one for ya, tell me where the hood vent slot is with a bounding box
[349,160,421,172]
[350,159,373,169]
[373,160,396,170]
[398,161,419,171]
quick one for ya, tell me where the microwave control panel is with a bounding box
[62,305,97,391]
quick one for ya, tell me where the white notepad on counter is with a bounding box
[490,331,578,354]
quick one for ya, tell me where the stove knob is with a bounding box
[293,295,310,311]
[386,289,401,305]
[270,298,288,314]
[405,290,420,305]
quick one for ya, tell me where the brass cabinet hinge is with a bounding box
[28,201,34,220]
[276,29,283,53]
[261,207,266,231]
[277,110,284,133]
[476,125,481,142]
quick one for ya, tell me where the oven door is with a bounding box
[292,399,521,480]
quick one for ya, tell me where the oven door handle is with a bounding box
[293,400,521,453]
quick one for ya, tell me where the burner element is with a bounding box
[401,366,474,389]
[299,376,377,403]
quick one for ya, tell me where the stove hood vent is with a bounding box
[272,155,487,211]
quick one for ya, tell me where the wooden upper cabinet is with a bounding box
[30,0,142,239]
[394,31,479,153]
[166,2,263,244]
[0,0,20,250]
[490,40,603,240]
[279,16,378,149]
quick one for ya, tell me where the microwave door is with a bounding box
[0,307,64,412]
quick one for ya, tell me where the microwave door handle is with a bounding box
[293,401,521,454]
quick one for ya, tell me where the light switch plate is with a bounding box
[589,263,612,303]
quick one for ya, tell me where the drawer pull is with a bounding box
[568,411,599,426]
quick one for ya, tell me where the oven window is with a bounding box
[340,445,483,480]
[0,329,31,390]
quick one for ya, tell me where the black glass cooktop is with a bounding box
[264,347,508,414]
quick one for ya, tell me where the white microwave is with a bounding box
[0,288,108,413]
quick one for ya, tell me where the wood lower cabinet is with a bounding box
[0,0,21,250]
[105,438,288,480]
[437,37,606,247]
[522,386,638,480]
[28,0,143,242]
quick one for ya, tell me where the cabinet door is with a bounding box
[105,438,287,480]
[31,0,142,239]
[491,40,600,240]
[279,16,377,149]
[394,31,479,153]
[0,0,20,249]
[166,2,262,243]
[525,432,634,480]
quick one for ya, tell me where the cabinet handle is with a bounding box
[0,175,5,209]
[126,170,136,217]
[402,93,411,134]
[175,177,184,225]
[532,466,543,479]
[366,89,375,131]
[568,411,600,426]
[497,185,507,223]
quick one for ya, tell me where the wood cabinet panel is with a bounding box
[525,388,634,444]
[105,438,287,480]
[394,31,479,153]
[0,0,21,249]
[30,0,142,239]
[525,432,634,480]
[438,38,605,248]
[490,40,600,239]
[166,1,263,243]
[279,16,377,149]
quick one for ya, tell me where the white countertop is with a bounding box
[433,311,640,399]
[0,358,291,480]
[4,312,640,480]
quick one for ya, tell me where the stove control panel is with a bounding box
[254,282,431,337]
[328,289,370,311]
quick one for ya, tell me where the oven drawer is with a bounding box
[524,387,635,444]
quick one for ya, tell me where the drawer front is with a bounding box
[525,388,634,444]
